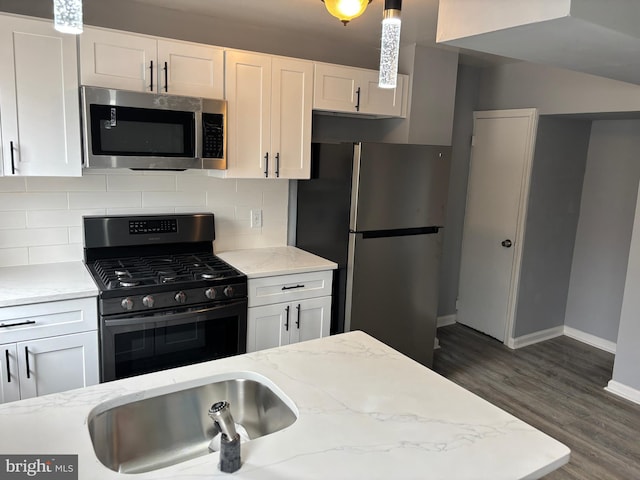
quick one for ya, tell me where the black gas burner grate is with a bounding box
[93,252,243,290]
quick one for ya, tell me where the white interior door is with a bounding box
[457,109,537,342]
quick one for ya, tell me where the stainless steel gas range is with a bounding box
[83,213,247,382]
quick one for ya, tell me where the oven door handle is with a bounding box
[103,301,246,328]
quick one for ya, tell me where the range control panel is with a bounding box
[129,219,178,235]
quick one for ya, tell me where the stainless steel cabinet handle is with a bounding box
[264,152,269,178]
[149,60,154,91]
[24,346,30,379]
[163,61,168,92]
[9,141,15,174]
[5,350,11,383]
[284,305,290,331]
[275,153,280,178]
[296,304,301,329]
[355,86,361,112]
[0,320,36,328]
[282,284,305,291]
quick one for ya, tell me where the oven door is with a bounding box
[100,299,247,382]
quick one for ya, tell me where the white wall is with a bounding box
[0,171,288,266]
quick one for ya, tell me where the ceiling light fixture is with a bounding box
[53,0,83,34]
[322,0,372,26]
[378,0,402,89]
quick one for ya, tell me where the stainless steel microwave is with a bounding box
[80,86,226,170]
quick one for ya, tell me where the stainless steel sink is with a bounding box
[88,374,297,473]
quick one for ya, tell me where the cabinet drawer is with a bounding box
[248,271,333,307]
[0,297,98,344]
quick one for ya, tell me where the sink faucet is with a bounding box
[208,401,241,473]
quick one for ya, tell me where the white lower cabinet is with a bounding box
[246,270,333,353]
[0,297,99,404]
[247,297,331,352]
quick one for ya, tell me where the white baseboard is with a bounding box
[564,326,616,354]
[605,380,640,405]
[437,314,457,328]
[508,326,564,349]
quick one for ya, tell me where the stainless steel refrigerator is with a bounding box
[296,142,451,367]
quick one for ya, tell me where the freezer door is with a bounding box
[351,143,451,232]
[345,231,441,367]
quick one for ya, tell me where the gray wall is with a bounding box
[513,117,591,337]
[564,120,640,343]
[437,64,482,317]
[613,187,640,392]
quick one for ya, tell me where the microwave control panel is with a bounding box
[202,113,224,159]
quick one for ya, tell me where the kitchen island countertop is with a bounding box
[217,246,337,278]
[0,261,98,307]
[0,331,569,479]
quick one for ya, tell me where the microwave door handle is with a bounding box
[195,111,203,159]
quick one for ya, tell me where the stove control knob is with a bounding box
[175,291,187,304]
[142,295,155,308]
[121,297,134,311]
[205,288,216,300]
[223,286,234,298]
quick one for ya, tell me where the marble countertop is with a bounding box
[218,246,337,278]
[0,332,569,479]
[0,262,98,307]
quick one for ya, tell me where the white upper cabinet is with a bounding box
[80,27,224,99]
[222,51,312,179]
[314,63,407,118]
[0,15,82,177]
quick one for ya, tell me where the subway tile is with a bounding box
[107,174,176,192]
[68,226,83,244]
[235,206,253,221]
[0,211,26,229]
[105,207,171,215]
[26,175,106,192]
[142,191,206,208]
[68,192,141,209]
[234,180,264,206]
[0,227,68,248]
[28,243,83,264]
[263,185,289,209]
[0,193,68,211]
[213,236,236,253]
[26,209,104,228]
[174,207,214,214]
[0,248,29,267]
[178,175,235,193]
[0,177,27,192]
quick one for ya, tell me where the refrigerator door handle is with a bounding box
[349,143,362,232]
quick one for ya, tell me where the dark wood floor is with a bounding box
[432,324,640,480]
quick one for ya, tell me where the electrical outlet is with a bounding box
[251,209,263,228]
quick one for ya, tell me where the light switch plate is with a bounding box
[251,209,263,228]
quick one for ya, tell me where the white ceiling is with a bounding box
[129,0,441,50]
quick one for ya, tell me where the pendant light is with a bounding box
[322,0,372,26]
[378,0,402,88]
[53,0,83,34]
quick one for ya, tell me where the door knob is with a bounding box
[501,239,513,248]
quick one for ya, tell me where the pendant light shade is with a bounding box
[322,0,372,26]
[53,0,83,34]
[378,0,402,89]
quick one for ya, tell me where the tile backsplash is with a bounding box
[0,170,289,267]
